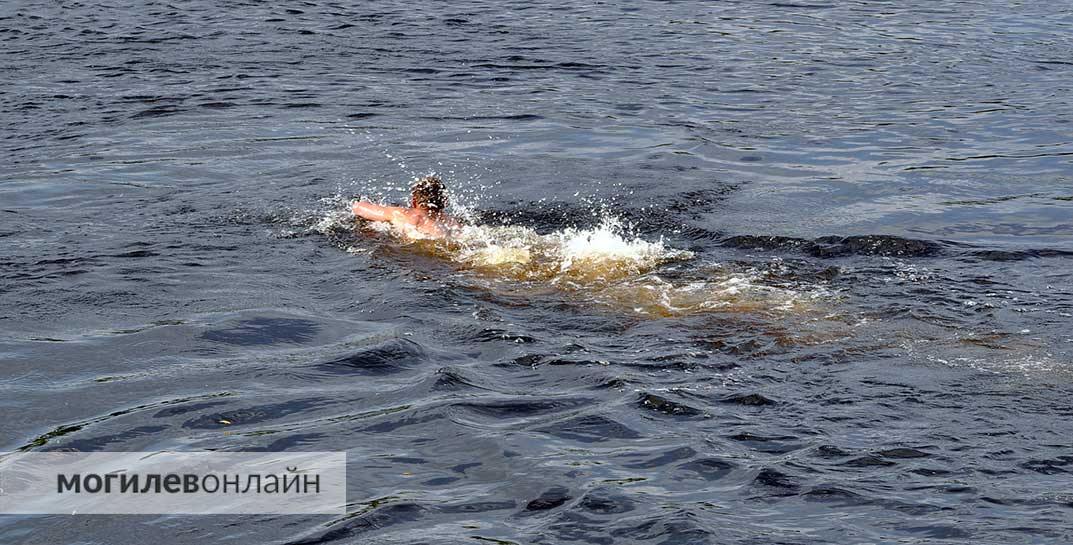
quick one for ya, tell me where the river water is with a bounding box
[2,1,1072,544]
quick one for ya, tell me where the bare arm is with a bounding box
[351,201,405,222]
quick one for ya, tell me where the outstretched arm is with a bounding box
[351,201,402,222]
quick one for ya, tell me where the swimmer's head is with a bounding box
[411,175,448,212]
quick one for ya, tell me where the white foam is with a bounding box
[448,215,690,277]
[311,204,828,317]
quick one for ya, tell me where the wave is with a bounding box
[721,234,942,258]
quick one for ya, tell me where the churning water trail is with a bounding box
[313,201,834,319]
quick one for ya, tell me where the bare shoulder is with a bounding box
[405,213,461,239]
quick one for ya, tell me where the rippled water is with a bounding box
[3,1,1073,543]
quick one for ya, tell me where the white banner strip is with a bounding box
[0,452,346,514]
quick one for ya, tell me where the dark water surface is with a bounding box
[3,1,1073,543]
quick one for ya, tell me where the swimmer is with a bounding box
[351,175,462,240]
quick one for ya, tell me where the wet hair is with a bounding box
[411,175,448,211]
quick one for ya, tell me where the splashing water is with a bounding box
[443,216,689,284]
[311,200,829,317]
